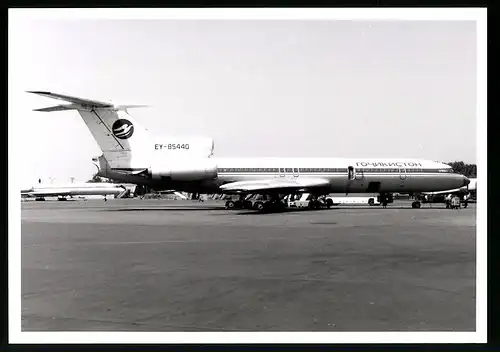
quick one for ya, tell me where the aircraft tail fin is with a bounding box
[28,91,151,161]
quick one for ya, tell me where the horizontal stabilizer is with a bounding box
[33,104,82,112]
[27,91,113,108]
[115,105,149,110]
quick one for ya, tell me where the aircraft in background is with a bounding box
[28,91,470,211]
[21,181,126,201]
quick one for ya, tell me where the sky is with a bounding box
[9,13,478,186]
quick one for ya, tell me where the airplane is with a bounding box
[27,91,470,211]
[21,181,127,201]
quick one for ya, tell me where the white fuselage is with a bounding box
[98,157,469,195]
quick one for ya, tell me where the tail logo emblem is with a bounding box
[112,119,134,139]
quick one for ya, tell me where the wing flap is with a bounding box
[220,178,330,193]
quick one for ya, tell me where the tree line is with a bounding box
[446,161,477,178]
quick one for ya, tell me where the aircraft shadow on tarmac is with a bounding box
[98,205,464,215]
[217,206,465,215]
[99,207,227,212]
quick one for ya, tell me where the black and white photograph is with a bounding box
[8,8,486,344]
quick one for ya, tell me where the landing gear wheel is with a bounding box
[368,198,374,206]
[254,201,264,210]
[411,201,421,209]
[308,200,321,209]
[326,199,333,209]
[225,200,235,209]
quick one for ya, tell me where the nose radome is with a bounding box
[463,176,471,187]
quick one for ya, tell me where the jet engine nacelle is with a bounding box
[148,159,218,181]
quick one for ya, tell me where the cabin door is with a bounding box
[348,166,356,181]
[292,167,299,178]
[347,166,363,194]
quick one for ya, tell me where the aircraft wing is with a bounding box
[219,178,330,193]
[27,91,113,108]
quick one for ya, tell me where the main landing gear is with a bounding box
[225,194,253,210]
[261,195,288,212]
[307,195,333,209]
[410,193,422,208]
[224,194,287,212]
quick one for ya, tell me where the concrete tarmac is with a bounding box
[21,199,476,331]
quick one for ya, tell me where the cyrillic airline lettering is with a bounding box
[355,162,423,167]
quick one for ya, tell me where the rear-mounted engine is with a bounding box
[148,159,218,181]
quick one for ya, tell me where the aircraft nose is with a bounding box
[463,176,470,187]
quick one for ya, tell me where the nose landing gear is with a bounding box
[411,201,421,208]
